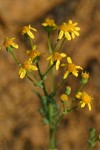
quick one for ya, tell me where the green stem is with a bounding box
[36,62,48,96]
[49,128,56,150]
[10,51,21,66]
[43,63,55,77]
[26,75,34,83]
[57,106,77,127]
[87,145,92,150]
[29,38,34,49]
[28,37,47,90]
[54,79,65,95]
[63,102,66,113]
[48,32,52,54]
[47,32,55,92]
[53,39,59,52]
[58,38,66,52]
[48,100,57,149]
[51,66,54,92]
[30,72,38,81]
[78,83,84,92]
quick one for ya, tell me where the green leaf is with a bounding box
[88,128,96,148]
[43,117,49,125]
[33,90,48,112]
[48,97,59,117]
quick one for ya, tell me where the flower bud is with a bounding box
[60,94,68,103]
[65,86,71,95]
[80,72,89,84]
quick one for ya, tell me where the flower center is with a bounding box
[23,60,32,69]
[60,23,74,32]
[3,39,13,47]
[81,93,91,103]
[53,52,62,61]
[46,19,55,26]
[23,26,29,32]
[67,63,76,72]
[29,50,40,58]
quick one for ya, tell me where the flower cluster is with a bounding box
[1,18,95,150]
[1,18,93,116]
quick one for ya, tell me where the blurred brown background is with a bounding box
[0,0,100,150]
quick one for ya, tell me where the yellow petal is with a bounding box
[76,66,83,70]
[19,68,26,79]
[30,65,38,71]
[81,102,86,108]
[50,59,53,65]
[42,23,47,26]
[69,20,72,24]
[75,27,80,31]
[67,57,72,64]
[88,104,91,111]
[27,31,34,39]
[61,63,67,67]
[30,27,37,32]
[72,71,78,77]
[58,30,64,39]
[65,32,71,40]
[56,60,60,70]
[29,25,37,32]
[71,32,75,39]
[11,43,19,49]
[73,23,78,26]
[73,30,79,36]
[46,55,52,60]
[60,53,66,57]
[63,71,69,79]
[76,92,82,99]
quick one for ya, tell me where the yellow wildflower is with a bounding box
[22,25,37,39]
[58,20,80,40]
[26,49,40,60]
[19,58,38,79]
[3,37,18,49]
[47,52,66,70]
[42,18,57,28]
[60,94,68,102]
[63,57,83,79]
[76,92,93,111]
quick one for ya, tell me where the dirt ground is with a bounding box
[0,0,100,150]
